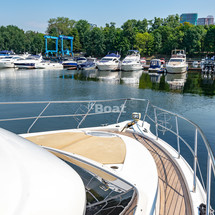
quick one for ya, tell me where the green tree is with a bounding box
[182,25,206,55]
[103,22,118,53]
[84,27,105,57]
[47,17,75,36]
[0,25,26,53]
[25,31,44,54]
[134,32,154,56]
[163,14,180,28]
[121,19,139,49]
[74,20,91,50]
[204,25,215,53]
[149,17,164,32]
[153,31,162,54]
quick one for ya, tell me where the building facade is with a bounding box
[180,13,198,25]
[197,16,214,26]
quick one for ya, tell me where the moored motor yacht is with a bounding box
[97,53,121,71]
[148,59,165,73]
[76,57,87,66]
[121,50,142,71]
[166,50,188,74]
[14,54,43,69]
[0,54,29,68]
[0,50,14,59]
[79,57,97,70]
[0,98,214,215]
[62,58,77,69]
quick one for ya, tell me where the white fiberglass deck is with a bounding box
[24,129,193,214]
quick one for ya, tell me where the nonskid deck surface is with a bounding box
[116,131,193,215]
[25,132,126,164]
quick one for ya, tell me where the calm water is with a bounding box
[0,67,214,207]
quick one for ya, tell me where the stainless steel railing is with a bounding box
[138,98,215,215]
[0,98,214,214]
[45,147,138,215]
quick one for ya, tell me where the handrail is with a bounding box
[0,98,214,214]
[142,100,215,215]
[145,100,215,177]
[45,147,138,214]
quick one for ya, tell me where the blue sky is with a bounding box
[1,0,214,33]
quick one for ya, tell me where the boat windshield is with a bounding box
[169,59,183,62]
[77,58,86,61]
[150,60,161,66]
[100,58,113,62]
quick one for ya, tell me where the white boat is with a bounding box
[140,57,146,65]
[79,58,97,70]
[97,53,121,71]
[76,57,87,66]
[35,61,63,69]
[0,98,214,215]
[166,50,188,74]
[148,59,165,73]
[121,50,142,71]
[0,54,29,68]
[62,58,77,69]
[14,54,43,69]
[0,50,14,59]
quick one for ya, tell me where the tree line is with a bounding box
[0,15,215,57]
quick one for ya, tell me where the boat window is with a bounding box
[100,58,113,62]
[151,60,161,66]
[77,58,86,61]
[169,59,183,62]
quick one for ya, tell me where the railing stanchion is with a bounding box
[27,102,50,133]
[142,100,149,127]
[154,108,158,140]
[206,155,211,215]
[77,102,96,129]
[116,99,127,123]
[175,116,180,158]
[193,128,198,192]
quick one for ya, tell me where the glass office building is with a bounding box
[180,13,198,25]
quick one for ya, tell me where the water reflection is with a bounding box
[120,70,143,86]
[58,69,215,96]
[71,69,143,87]
[97,71,121,84]
[166,73,187,90]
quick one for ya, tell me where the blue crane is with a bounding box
[44,35,74,57]
[44,35,58,56]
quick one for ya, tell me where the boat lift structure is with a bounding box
[44,35,74,57]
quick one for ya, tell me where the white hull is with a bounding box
[166,65,187,74]
[15,64,36,69]
[148,67,164,73]
[97,64,120,71]
[0,62,15,68]
[121,64,142,71]
[35,62,63,69]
